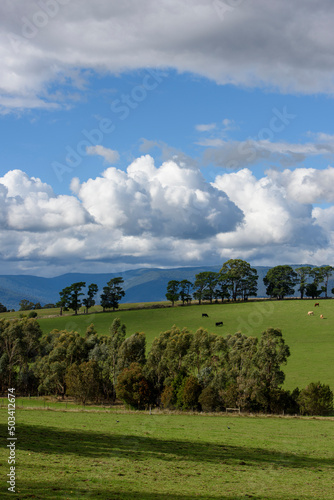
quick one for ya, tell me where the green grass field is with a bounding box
[2,302,171,320]
[34,299,334,391]
[1,408,333,499]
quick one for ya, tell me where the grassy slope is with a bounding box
[35,299,334,390]
[1,409,333,499]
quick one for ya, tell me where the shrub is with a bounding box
[160,385,175,409]
[298,382,333,416]
[181,375,202,410]
[171,371,187,409]
[198,386,219,412]
[28,311,38,318]
[65,360,100,404]
[268,388,300,415]
[219,383,239,409]
[116,362,152,409]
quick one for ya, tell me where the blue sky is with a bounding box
[1,0,334,276]
[3,73,334,193]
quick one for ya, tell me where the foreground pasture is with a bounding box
[37,299,334,390]
[1,408,333,499]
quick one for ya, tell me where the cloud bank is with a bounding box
[2,0,334,111]
[0,157,333,275]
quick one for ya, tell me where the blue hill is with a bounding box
[0,265,332,310]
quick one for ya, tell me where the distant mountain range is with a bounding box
[0,265,333,310]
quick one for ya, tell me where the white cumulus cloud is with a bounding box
[213,168,329,262]
[76,155,244,238]
[1,161,334,275]
[0,170,92,231]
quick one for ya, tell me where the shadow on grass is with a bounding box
[1,422,332,471]
[1,480,272,500]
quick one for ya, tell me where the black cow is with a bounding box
[215,321,223,326]
[202,313,209,317]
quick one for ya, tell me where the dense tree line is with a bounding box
[3,262,333,313]
[166,260,334,304]
[166,259,258,305]
[0,316,332,416]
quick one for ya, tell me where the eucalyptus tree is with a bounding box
[263,265,297,299]
[65,360,100,404]
[146,326,193,389]
[179,279,193,305]
[253,328,290,412]
[223,332,259,409]
[298,382,333,416]
[117,332,146,373]
[202,272,220,303]
[105,318,127,400]
[184,328,218,375]
[219,259,258,301]
[100,277,125,311]
[33,330,87,398]
[83,283,99,314]
[295,266,312,299]
[0,318,42,389]
[311,266,334,298]
[193,272,219,304]
[57,282,86,315]
[165,280,180,306]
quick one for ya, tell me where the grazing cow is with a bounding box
[320,314,324,319]
[307,311,314,316]
[202,313,209,317]
[215,321,223,326]
[314,303,320,307]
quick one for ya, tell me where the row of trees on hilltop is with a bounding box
[166,260,334,304]
[0,277,126,314]
[57,277,125,315]
[1,316,332,415]
[264,264,334,299]
[2,261,333,313]
[166,260,258,305]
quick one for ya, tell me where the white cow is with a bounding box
[307,311,314,316]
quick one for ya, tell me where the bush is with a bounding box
[116,362,152,409]
[180,375,202,410]
[170,371,187,409]
[219,383,239,409]
[198,386,219,412]
[160,385,175,409]
[268,388,300,415]
[298,382,333,416]
[28,311,38,318]
[65,360,100,404]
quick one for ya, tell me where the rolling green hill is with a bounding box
[36,298,334,391]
